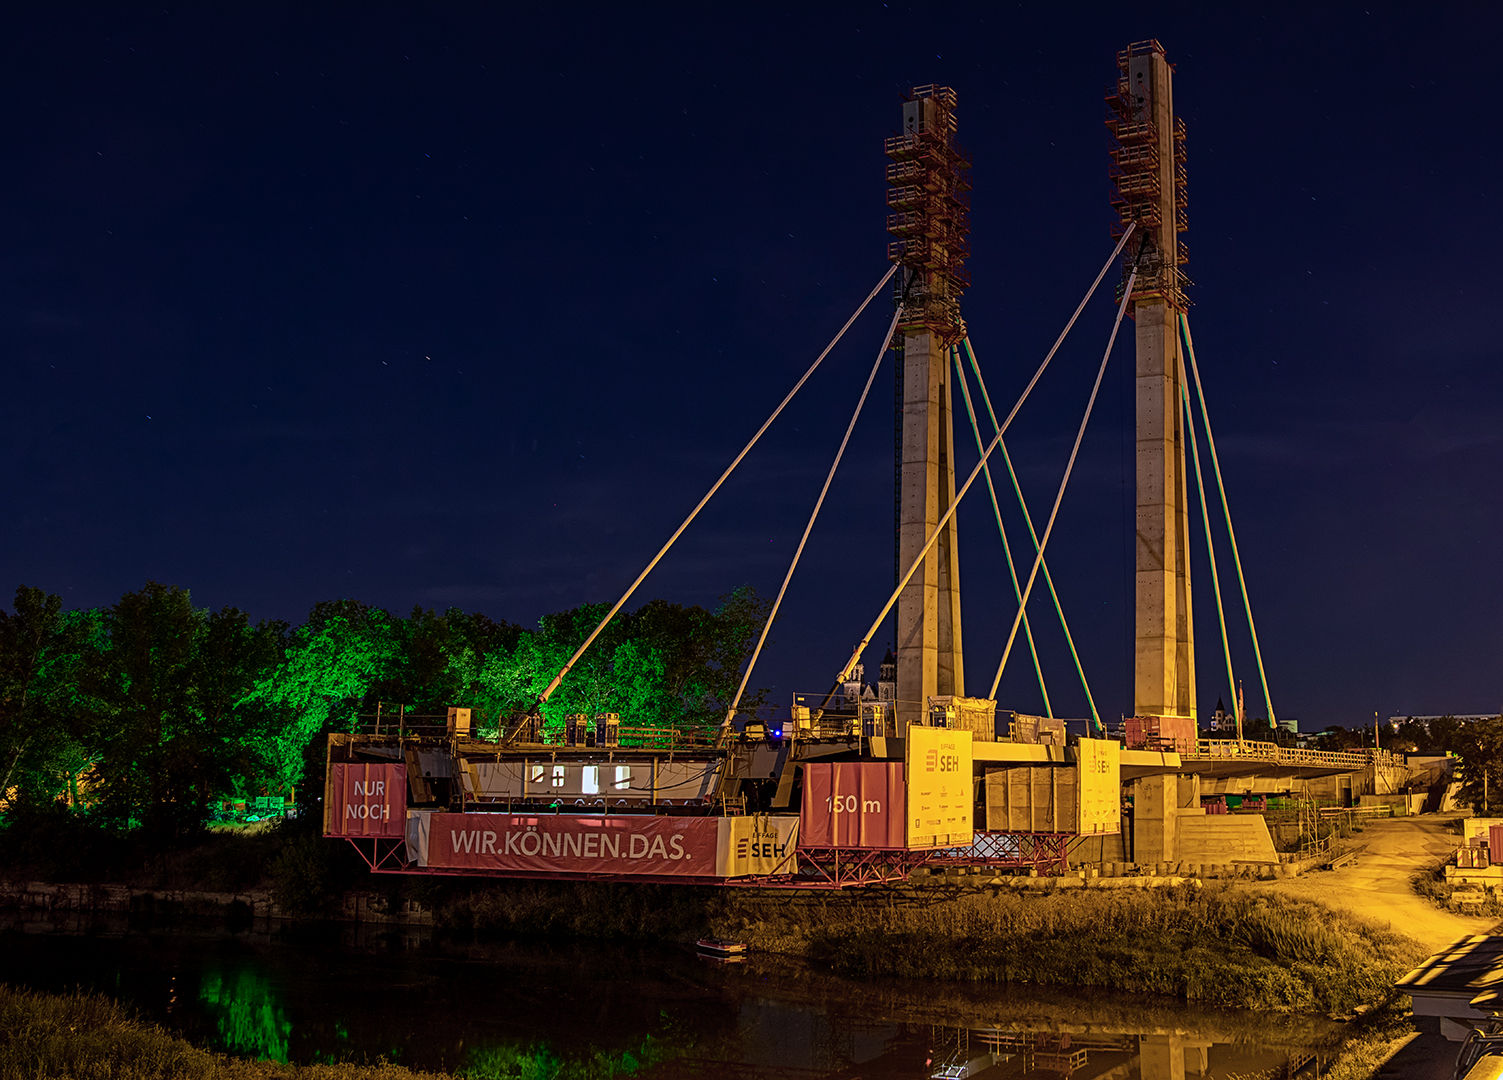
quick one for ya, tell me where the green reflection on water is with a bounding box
[198,969,292,1063]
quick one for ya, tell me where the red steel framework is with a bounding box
[885,84,971,347]
[921,831,1070,874]
[342,830,1070,889]
[1105,39,1190,310]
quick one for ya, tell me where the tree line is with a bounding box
[0,582,771,840]
[1311,713,1503,815]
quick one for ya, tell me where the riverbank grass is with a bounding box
[0,985,449,1080]
[710,882,1427,1014]
[1320,995,1423,1080]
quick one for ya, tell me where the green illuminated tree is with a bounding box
[247,600,402,798]
[0,586,95,808]
[623,585,771,724]
[382,606,522,715]
[474,587,772,734]
[252,601,527,783]
[83,582,286,840]
[475,603,613,731]
[3,578,772,839]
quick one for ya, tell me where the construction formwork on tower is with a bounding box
[885,84,972,345]
[1106,39,1191,311]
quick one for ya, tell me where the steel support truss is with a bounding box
[343,836,411,873]
[726,832,1072,889]
[920,831,1070,876]
[726,846,920,890]
[342,830,1071,889]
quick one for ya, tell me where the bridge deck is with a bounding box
[875,736,1395,780]
[1174,740,1401,780]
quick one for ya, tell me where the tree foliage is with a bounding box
[474,587,771,734]
[79,583,288,841]
[0,580,771,842]
[1311,715,1468,755]
[0,587,92,807]
[1453,715,1503,815]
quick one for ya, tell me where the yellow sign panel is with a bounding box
[715,815,799,877]
[1076,737,1121,835]
[905,725,973,848]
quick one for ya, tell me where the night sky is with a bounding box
[4,5,1500,729]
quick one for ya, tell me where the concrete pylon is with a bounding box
[883,86,971,728]
[896,328,964,726]
[1108,41,1195,868]
[1135,298,1196,720]
[1110,42,1196,723]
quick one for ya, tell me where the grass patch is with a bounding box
[1412,863,1503,916]
[0,984,451,1080]
[1321,994,1420,1080]
[709,883,1426,1014]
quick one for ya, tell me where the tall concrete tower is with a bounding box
[884,86,971,726]
[1107,41,1196,723]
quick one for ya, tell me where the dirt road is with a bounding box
[1252,815,1496,1079]
[1253,813,1496,952]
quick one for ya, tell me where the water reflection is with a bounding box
[627,1024,1320,1079]
[0,913,1338,1079]
[919,1029,1315,1079]
[199,969,292,1063]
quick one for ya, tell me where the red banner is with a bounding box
[425,813,720,877]
[799,763,905,848]
[326,762,407,838]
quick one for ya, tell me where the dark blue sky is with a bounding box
[3,4,1499,728]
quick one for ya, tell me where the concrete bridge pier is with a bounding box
[1139,1034,1187,1080]
[1131,773,1199,863]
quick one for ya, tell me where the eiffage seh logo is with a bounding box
[924,744,962,773]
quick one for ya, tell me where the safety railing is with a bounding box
[1186,739,1402,771]
[529,724,713,750]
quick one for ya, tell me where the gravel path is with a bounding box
[1251,813,1496,952]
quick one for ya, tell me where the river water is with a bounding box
[0,911,1341,1079]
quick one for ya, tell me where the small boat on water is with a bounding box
[695,938,748,959]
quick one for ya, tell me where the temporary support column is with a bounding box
[885,85,972,726]
[1107,40,1196,725]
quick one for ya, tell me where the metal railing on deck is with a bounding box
[1186,739,1400,771]
[530,724,714,750]
[353,712,718,750]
